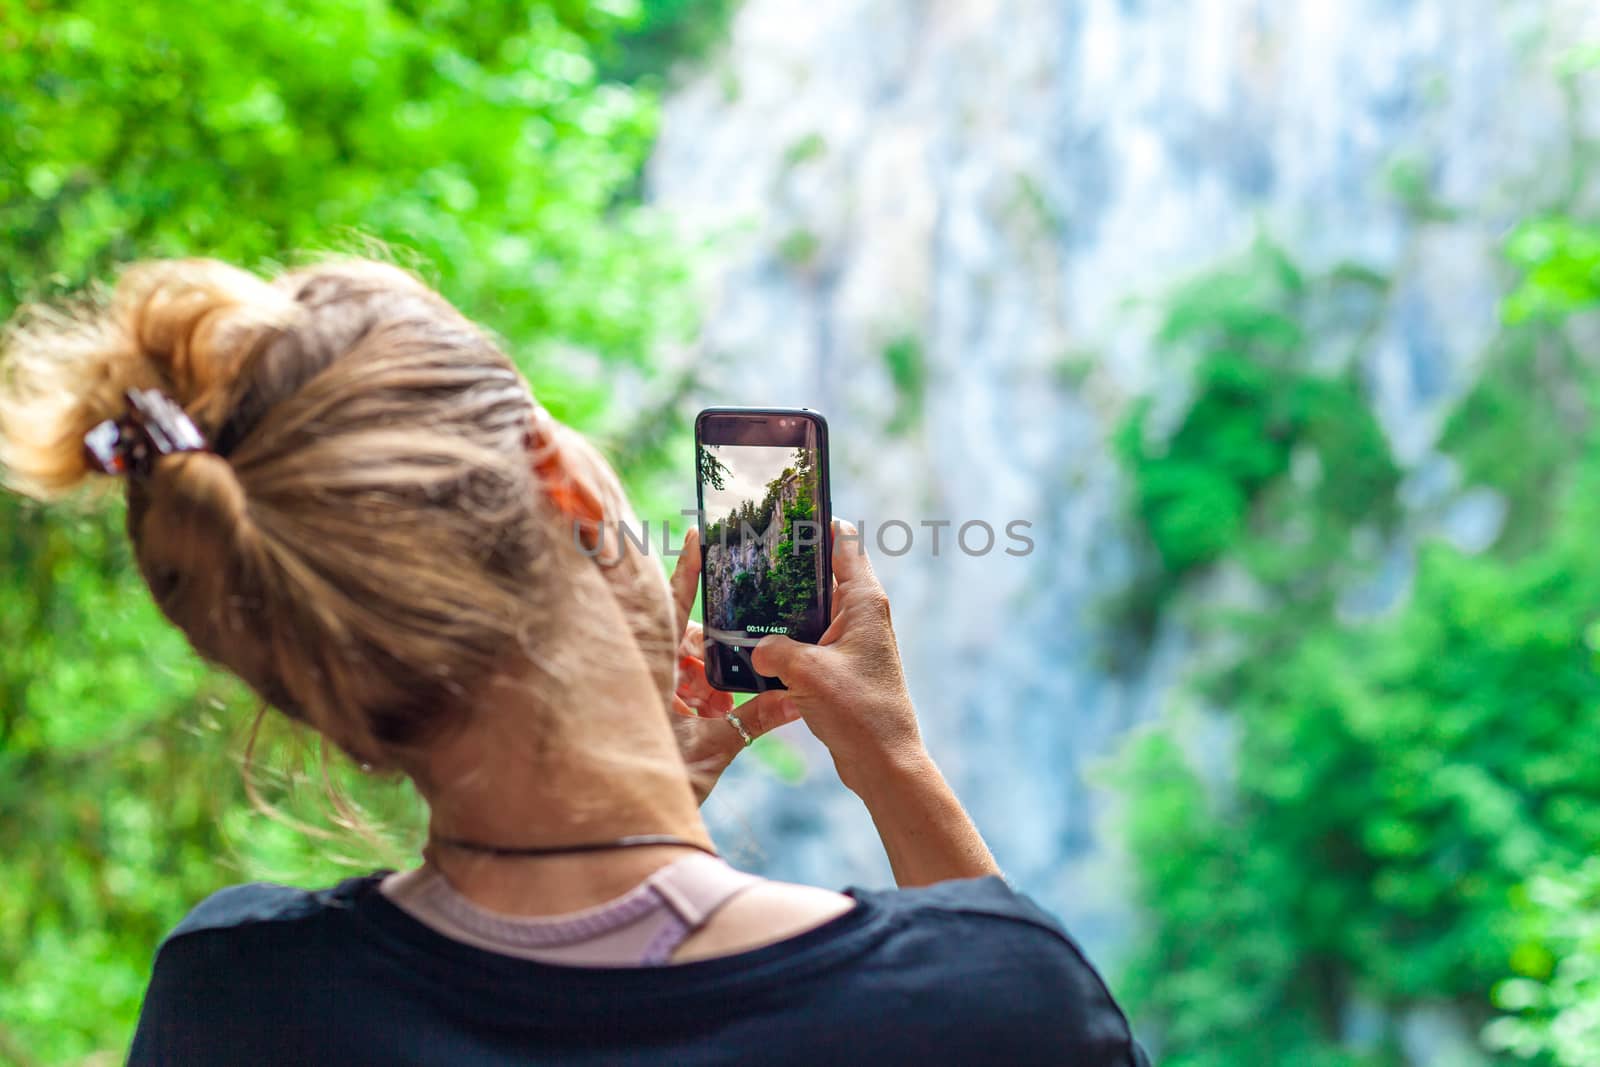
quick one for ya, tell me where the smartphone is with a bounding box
[694,407,832,693]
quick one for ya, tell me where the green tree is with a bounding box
[1485,857,1600,1067]
[0,2,710,1061]
[699,444,733,492]
[764,448,821,630]
[1114,232,1600,1066]
[1478,213,1600,1067]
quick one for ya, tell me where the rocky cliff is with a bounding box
[651,0,1597,980]
[704,467,803,630]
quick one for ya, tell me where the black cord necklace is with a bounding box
[429,833,720,859]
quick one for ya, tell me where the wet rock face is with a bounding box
[652,0,1592,969]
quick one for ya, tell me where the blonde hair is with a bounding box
[0,258,670,772]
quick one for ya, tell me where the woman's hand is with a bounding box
[667,528,801,804]
[746,520,927,793]
[747,520,999,887]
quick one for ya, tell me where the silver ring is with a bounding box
[725,712,753,747]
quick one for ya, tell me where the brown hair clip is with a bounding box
[83,388,209,478]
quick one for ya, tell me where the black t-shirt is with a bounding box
[130,873,1150,1066]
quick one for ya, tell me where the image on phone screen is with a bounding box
[696,410,830,691]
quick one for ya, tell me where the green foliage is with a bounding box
[0,0,689,383]
[1475,210,1600,1067]
[1113,241,1399,618]
[1384,156,1458,223]
[0,2,707,1061]
[1558,43,1600,76]
[1115,223,1600,1065]
[1485,857,1600,1066]
[882,334,927,434]
[698,443,733,492]
[777,228,821,268]
[1439,327,1589,554]
[1502,219,1600,324]
[764,452,822,625]
[1006,173,1064,234]
[1119,733,1365,1067]
[782,132,828,170]
[746,727,809,784]
[596,0,739,85]
[1054,349,1097,390]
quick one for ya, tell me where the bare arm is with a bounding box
[847,750,997,887]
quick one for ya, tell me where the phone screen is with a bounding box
[695,409,831,692]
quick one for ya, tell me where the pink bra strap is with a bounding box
[638,853,762,964]
[380,853,762,967]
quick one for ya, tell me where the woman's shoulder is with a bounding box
[679,873,1068,965]
[133,875,392,1066]
[853,874,1077,941]
[674,876,855,962]
[839,877,1148,1064]
[162,873,379,947]
[846,875,1101,978]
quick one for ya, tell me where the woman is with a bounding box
[0,259,1148,1066]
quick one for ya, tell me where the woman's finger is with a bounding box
[676,653,734,715]
[734,691,802,738]
[667,527,701,636]
[829,518,878,589]
[677,619,705,661]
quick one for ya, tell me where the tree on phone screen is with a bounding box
[698,444,732,492]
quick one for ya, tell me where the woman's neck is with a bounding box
[411,663,710,916]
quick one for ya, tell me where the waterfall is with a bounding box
[648,0,1596,964]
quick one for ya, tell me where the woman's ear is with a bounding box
[525,416,606,540]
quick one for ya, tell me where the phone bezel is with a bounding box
[693,406,833,694]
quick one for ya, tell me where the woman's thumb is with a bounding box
[751,634,810,680]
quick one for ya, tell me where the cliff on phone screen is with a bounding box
[700,444,820,638]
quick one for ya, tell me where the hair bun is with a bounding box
[131,450,258,610]
[0,259,293,498]
[4,255,586,776]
